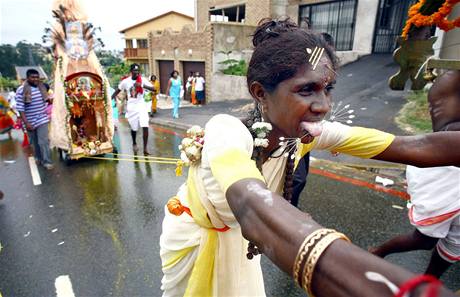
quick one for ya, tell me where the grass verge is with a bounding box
[395,90,432,134]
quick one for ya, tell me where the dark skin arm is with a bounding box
[165,79,172,96]
[111,83,156,100]
[226,179,456,297]
[111,89,121,100]
[19,111,33,131]
[374,132,460,167]
[134,81,155,92]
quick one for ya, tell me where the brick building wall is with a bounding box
[148,25,214,100]
[196,0,273,31]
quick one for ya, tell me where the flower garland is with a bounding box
[178,125,205,165]
[171,121,272,219]
[402,0,460,39]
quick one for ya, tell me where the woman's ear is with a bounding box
[249,81,268,108]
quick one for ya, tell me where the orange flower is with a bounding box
[402,0,460,38]
[167,197,186,216]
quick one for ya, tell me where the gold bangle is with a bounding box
[302,232,351,296]
[292,228,335,287]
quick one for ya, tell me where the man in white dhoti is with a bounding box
[112,64,155,155]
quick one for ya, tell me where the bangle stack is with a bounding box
[292,228,351,297]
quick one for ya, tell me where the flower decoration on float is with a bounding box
[402,0,460,39]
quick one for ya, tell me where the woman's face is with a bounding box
[261,56,336,144]
[173,72,178,79]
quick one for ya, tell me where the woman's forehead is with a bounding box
[289,58,335,85]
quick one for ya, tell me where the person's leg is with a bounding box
[142,127,149,155]
[28,128,41,163]
[426,217,460,277]
[425,248,453,278]
[36,124,52,166]
[173,97,179,118]
[131,130,138,153]
[370,229,438,257]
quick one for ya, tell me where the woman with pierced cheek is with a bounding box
[159,19,460,297]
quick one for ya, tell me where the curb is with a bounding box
[149,118,193,131]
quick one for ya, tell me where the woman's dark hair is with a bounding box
[170,70,179,78]
[247,18,338,93]
[150,74,157,80]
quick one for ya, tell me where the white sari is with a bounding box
[160,114,395,296]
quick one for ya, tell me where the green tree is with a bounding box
[96,50,123,68]
[106,62,130,87]
[0,41,53,79]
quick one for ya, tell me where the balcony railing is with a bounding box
[124,48,149,59]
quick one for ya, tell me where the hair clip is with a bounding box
[265,27,280,37]
[306,47,324,70]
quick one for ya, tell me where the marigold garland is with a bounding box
[402,0,460,39]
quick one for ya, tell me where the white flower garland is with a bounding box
[177,121,273,167]
[252,122,272,148]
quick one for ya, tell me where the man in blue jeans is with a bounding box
[16,69,54,170]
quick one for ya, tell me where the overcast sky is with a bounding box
[0,0,195,50]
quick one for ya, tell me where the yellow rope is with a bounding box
[110,152,180,161]
[82,155,179,164]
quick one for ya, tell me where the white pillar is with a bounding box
[433,28,445,58]
[352,0,380,54]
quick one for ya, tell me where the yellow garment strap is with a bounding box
[162,246,195,270]
[299,127,395,159]
[331,127,395,158]
[209,148,265,194]
[183,165,217,296]
[184,230,217,297]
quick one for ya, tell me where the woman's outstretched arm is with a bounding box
[374,132,460,167]
[226,179,456,297]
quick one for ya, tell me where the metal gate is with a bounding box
[372,0,417,53]
[299,0,358,51]
[158,60,174,94]
[182,61,206,102]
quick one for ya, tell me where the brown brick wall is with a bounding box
[246,0,272,25]
[197,0,273,29]
[148,25,214,101]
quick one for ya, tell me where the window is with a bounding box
[379,0,394,28]
[299,0,357,51]
[209,5,245,23]
[137,39,148,48]
[125,39,133,48]
[141,63,149,74]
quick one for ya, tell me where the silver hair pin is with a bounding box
[306,47,325,70]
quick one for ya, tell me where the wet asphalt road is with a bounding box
[0,123,458,297]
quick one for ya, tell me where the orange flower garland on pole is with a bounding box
[402,0,460,39]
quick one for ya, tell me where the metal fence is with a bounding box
[299,0,358,51]
[373,0,417,53]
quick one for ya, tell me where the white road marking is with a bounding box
[23,231,31,237]
[28,157,42,186]
[49,204,54,208]
[55,275,76,297]
[58,241,65,246]
[51,228,58,233]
